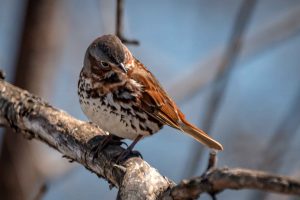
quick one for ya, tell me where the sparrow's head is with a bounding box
[83,35,132,78]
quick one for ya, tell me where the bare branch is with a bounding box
[116,0,139,45]
[163,168,300,200]
[206,151,217,171]
[0,77,299,199]
[0,71,5,80]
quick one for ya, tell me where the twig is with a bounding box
[186,0,257,177]
[116,0,139,45]
[1,78,300,199]
[206,152,218,199]
[0,70,5,80]
[206,151,217,171]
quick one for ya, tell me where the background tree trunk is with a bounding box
[0,0,66,199]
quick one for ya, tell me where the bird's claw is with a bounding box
[115,149,142,163]
[89,135,125,161]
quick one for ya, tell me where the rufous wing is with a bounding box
[129,60,223,150]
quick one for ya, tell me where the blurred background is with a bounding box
[1,0,300,199]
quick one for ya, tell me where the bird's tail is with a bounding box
[180,119,223,151]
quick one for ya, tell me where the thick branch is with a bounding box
[0,77,299,199]
[0,78,173,200]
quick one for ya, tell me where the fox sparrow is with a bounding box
[78,35,223,159]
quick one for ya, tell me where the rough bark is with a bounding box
[0,77,299,199]
[0,77,174,200]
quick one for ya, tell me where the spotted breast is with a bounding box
[78,70,163,140]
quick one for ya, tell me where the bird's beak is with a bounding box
[118,63,127,73]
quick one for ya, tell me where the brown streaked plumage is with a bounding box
[78,34,223,157]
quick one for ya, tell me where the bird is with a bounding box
[78,34,223,160]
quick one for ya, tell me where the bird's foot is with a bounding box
[115,148,131,163]
[115,149,143,163]
[89,135,126,161]
[131,150,143,159]
[115,135,143,163]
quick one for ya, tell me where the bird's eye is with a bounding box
[100,61,109,69]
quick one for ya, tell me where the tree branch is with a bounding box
[0,77,173,199]
[116,0,139,45]
[0,77,299,199]
[164,168,300,200]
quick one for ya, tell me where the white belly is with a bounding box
[79,93,161,140]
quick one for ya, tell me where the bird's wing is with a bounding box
[128,61,182,129]
[128,60,223,150]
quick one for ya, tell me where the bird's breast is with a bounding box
[78,75,162,140]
